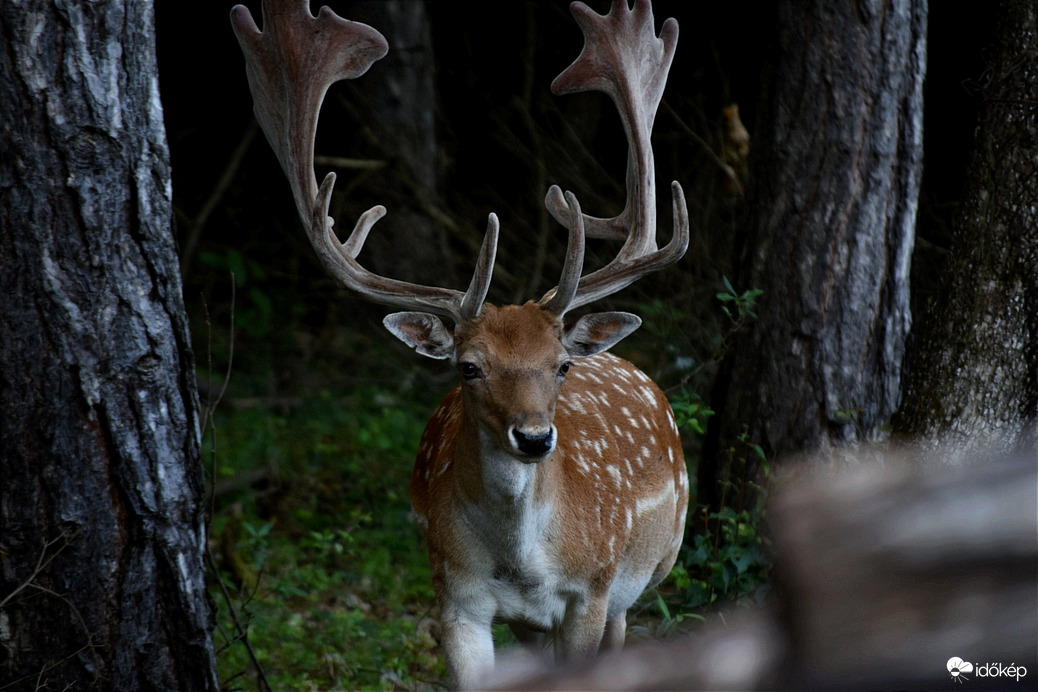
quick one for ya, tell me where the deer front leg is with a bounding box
[601,611,627,650]
[555,595,610,662]
[440,602,494,690]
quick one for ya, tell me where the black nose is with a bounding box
[512,428,554,457]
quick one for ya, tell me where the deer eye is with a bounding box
[558,362,571,377]
[460,362,482,380]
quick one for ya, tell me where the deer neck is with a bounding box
[452,409,561,558]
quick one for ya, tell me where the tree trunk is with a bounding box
[893,0,1038,456]
[0,2,217,690]
[336,0,456,288]
[702,0,926,506]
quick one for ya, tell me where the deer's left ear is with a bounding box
[384,312,455,360]
[562,312,641,357]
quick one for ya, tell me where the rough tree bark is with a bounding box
[893,0,1038,456]
[0,1,217,690]
[702,0,926,506]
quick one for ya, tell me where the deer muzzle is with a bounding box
[509,424,556,460]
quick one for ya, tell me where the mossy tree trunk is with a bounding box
[702,0,926,507]
[0,1,218,689]
[893,0,1038,456]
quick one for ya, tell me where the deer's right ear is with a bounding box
[383,312,455,360]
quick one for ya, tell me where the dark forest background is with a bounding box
[147,1,1017,687]
[3,1,1030,688]
[157,1,990,401]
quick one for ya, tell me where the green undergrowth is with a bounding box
[205,362,772,688]
[655,389,773,631]
[206,385,447,690]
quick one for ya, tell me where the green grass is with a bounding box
[205,386,447,690]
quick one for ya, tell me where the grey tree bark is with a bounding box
[893,0,1038,457]
[0,1,217,690]
[702,0,926,506]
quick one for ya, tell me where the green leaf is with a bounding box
[656,592,672,620]
[684,579,715,609]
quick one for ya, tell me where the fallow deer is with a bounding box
[231,1,689,688]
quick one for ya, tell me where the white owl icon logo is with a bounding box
[948,657,974,683]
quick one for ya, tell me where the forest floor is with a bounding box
[200,316,769,691]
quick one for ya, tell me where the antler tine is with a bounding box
[460,214,500,320]
[539,191,586,316]
[540,0,688,314]
[231,1,496,323]
[569,181,687,309]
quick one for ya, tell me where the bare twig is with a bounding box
[0,644,92,692]
[0,528,78,611]
[181,120,259,278]
[0,527,100,691]
[199,278,273,692]
[211,274,236,416]
[663,309,755,396]
[313,155,386,170]
[205,549,273,692]
[211,466,275,499]
[28,584,97,664]
[662,101,740,186]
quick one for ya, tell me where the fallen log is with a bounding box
[488,449,1037,690]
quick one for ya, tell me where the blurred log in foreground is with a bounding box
[489,449,1037,691]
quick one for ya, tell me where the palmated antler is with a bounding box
[230,1,497,323]
[538,0,689,316]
